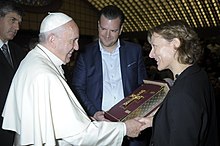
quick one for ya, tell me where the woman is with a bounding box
[140,20,219,146]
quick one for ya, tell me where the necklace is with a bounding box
[37,45,67,81]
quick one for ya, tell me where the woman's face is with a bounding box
[149,33,177,71]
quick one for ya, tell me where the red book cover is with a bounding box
[104,80,169,122]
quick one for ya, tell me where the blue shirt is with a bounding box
[99,40,124,111]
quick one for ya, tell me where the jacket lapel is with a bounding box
[0,49,13,70]
[119,40,128,95]
[93,42,103,94]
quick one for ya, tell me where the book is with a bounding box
[104,80,169,122]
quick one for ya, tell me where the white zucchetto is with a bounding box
[40,12,72,33]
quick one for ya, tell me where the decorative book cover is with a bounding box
[104,80,170,122]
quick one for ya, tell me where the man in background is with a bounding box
[71,5,149,146]
[0,1,26,145]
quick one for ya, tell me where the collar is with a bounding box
[37,44,64,67]
[99,39,120,53]
[175,64,199,81]
[0,40,8,48]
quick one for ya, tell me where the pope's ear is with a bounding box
[172,38,181,48]
[47,33,55,43]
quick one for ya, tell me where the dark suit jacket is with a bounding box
[0,41,26,145]
[150,64,219,146]
[71,40,147,116]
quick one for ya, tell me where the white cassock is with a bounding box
[2,44,125,146]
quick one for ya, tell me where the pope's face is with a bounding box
[98,15,122,50]
[0,12,22,42]
[149,33,176,71]
[55,21,79,64]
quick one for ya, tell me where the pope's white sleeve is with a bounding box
[62,121,126,146]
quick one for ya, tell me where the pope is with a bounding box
[1,12,147,146]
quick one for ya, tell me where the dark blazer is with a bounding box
[71,40,147,116]
[150,64,219,146]
[0,41,26,145]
